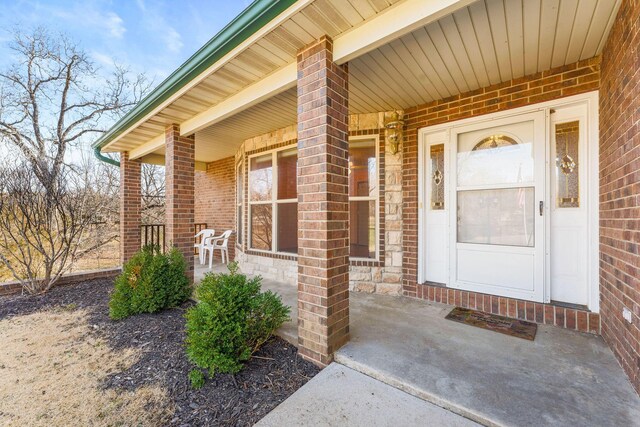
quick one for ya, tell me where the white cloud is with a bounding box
[91,51,114,67]
[163,27,183,53]
[134,1,183,54]
[105,12,126,39]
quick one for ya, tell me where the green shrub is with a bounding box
[109,246,191,320]
[185,262,290,375]
[188,369,206,389]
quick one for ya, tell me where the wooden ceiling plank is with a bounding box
[583,0,619,58]
[485,0,512,81]
[469,0,502,84]
[289,10,329,39]
[411,27,461,96]
[504,0,525,79]
[348,0,377,18]
[537,0,560,72]
[326,0,363,27]
[564,0,597,64]
[437,15,480,90]
[349,64,396,111]
[367,48,425,106]
[255,39,293,63]
[453,7,490,88]
[377,42,437,103]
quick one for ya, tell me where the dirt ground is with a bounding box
[0,278,319,426]
[0,308,171,426]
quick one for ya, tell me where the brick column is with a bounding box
[296,35,350,365]
[165,124,195,282]
[120,152,141,264]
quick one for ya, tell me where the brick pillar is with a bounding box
[120,152,141,264]
[296,35,350,365]
[165,124,195,282]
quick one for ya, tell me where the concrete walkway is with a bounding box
[196,263,640,426]
[256,363,478,427]
[335,293,640,427]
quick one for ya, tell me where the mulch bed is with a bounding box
[0,279,320,426]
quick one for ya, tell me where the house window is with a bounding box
[236,160,243,246]
[349,137,378,259]
[248,146,298,254]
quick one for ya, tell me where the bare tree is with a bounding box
[141,163,165,224]
[0,27,149,293]
[0,27,149,188]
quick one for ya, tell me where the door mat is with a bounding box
[445,307,537,341]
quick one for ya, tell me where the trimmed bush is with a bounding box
[185,262,290,375]
[109,246,191,320]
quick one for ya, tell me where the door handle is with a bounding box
[539,201,544,216]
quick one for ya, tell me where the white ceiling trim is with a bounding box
[129,132,165,160]
[181,62,297,136]
[333,0,476,64]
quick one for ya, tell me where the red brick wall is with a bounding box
[296,36,350,366]
[120,152,141,264]
[402,57,601,297]
[194,156,236,261]
[165,124,195,281]
[599,0,640,394]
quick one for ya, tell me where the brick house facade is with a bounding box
[598,0,640,394]
[98,0,638,392]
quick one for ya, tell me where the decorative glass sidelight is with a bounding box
[555,121,580,208]
[430,144,445,210]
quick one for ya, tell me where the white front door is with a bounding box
[449,112,546,302]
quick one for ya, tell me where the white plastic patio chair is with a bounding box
[203,230,234,268]
[194,229,216,264]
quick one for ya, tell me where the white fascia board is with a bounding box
[333,0,476,64]
[129,133,165,160]
[180,0,472,136]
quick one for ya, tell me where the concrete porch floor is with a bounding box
[195,262,640,426]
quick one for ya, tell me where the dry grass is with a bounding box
[0,307,173,426]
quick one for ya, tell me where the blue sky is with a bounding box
[0,0,252,82]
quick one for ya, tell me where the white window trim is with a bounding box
[349,134,380,262]
[246,135,381,261]
[248,144,298,255]
[236,159,243,247]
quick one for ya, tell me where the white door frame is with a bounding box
[417,91,600,312]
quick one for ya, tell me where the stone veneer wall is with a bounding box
[598,0,640,395]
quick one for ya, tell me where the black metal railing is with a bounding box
[140,223,207,253]
[141,224,165,252]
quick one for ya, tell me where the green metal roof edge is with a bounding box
[92,0,298,151]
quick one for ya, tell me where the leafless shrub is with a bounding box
[0,163,115,294]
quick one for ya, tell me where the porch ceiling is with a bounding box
[185,0,619,164]
[349,0,620,112]
[101,0,404,154]
[106,0,621,165]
